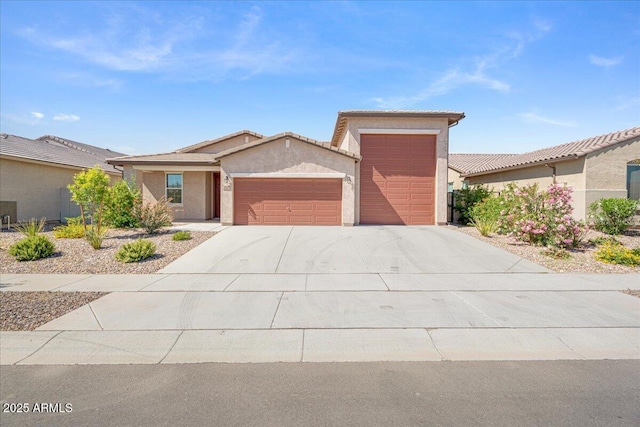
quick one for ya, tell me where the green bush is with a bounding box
[454,185,492,225]
[469,196,502,236]
[65,216,83,226]
[594,241,640,266]
[589,198,638,235]
[588,236,620,247]
[104,179,141,228]
[85,225,109,249]
[15,218,46,237]
[8,235,55,261]
[53,224,85,239]
[172,231,192,241]
[134,197,173,234]
[115,239,156,263]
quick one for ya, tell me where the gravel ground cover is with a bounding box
[623,289,640,298]
[0,227,215,274]
[0,291,106,330]
[450,225,640,274]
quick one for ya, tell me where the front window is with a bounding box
[628,162,640,201]
[166,173,183,204]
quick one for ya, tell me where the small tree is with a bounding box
[104,179,141,228]
[454,185,492,225]
[68,165,110,248]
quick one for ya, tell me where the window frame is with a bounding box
[165,172,184,206]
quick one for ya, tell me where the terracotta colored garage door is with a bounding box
[360,134,436,225]
[234,178,342,225]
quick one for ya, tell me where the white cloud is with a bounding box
[30,112,44,119]
[373,18,551,108]
[589,55,622,68]
[53,114,80,122]
[520,112,577,127]
[17,5,297,81]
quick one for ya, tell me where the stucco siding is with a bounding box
[192,134,262,154]
[448,167,465,190]
[219,137,356,225]
[585,138,640,209]
[342,117,451,225]
[0,158,120,222]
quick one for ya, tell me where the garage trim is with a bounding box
[229,172,346,178]
[358,128,442,135]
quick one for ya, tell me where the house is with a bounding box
[448,126,640,220]
[107,110,465,226]
[0,134,125,222]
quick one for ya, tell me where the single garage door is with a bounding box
[360,134,436,225]
[234,178,342,225]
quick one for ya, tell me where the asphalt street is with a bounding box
[1,360,639,426]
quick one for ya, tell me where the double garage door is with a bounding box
[234,178,342,225]
[360,134,436,225]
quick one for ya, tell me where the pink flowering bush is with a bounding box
[497,183,587,248]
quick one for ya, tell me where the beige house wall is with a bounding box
[584,138,640,208]
[0,158,120,222]
[339,117,451,225]
[448,167,465,190]
[192,134,262,154]
[140,170,210,220]
[219,136,356,226]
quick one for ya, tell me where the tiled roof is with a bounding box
[215,132,362,160]
[331,110,465,147]
[449,153,519,174]
[107,152,217,165]
[460,126,640,177]
[0,133,125,174]
[176,130,265,153]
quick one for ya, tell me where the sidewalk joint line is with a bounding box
[553,333,587,360]
[160,331,184,364]
[451,291,502,327]
[15,330,63,365]
[304,275,308,292]
[270,292,285,329]
[88,302,105,330]
[275,227,294,273]
[378,273,391,291]
[300,329,306,362]
[223,274,241,292]
[138,274,171,291]
[426,329,446,361]
[52,274,94,291]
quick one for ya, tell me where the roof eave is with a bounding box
[462,154,581,178]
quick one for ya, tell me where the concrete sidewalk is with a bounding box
[1,273,639,365]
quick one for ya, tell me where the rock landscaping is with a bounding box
[0,227,214,274]
[0,291,106,330]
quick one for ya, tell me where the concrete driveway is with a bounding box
[159,226,550,274]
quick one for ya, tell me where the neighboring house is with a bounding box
[448,127,640,220]
[0,134,125,222]
[107,110,465,226]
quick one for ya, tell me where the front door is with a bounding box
[214,172,221,218]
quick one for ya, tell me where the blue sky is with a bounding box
[1,1,638,155]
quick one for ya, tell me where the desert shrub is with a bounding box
[588,236,620,246]
[104,179,141,228]
[541,246,572,260]
[469,196,502,236]
[498,183,587,248]
[589,198,638,235]
[53,224,85,239]
[454,185,492,225]
[172,231,192,241]
[594,241,640,266]
[65,216,83,226]
[134,197,173,234]
[15,218,46,237]
[8,235,55,261]
[115,239,156,263]
[85,225,109,250]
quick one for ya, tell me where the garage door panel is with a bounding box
[234,178,342,225]
[360,134,436,225]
